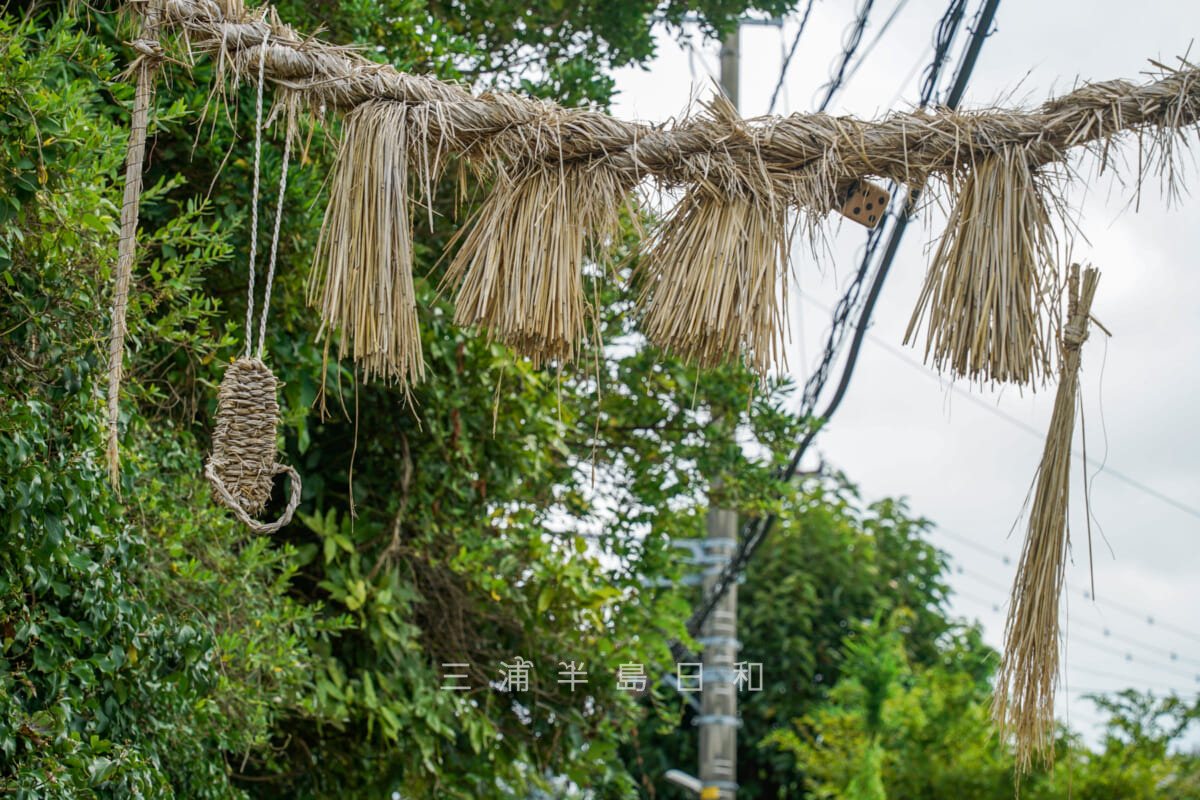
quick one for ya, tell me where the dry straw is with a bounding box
[905,148,1058,386]
[992,263,1101,772]
[310,100,428,387]
[204,357,301,534]
[103,0,1200,478]
[107,0,164,487]
[441,158,633,367]
[637,186,791,375]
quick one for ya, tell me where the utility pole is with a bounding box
[697,27,740,800]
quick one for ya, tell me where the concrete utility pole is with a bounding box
[697,28,740,800]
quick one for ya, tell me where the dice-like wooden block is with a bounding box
[838,180,890,228]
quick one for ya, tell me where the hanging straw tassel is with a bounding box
[311,100,427,387]
[992,263,1101,772]
[204,357,301,534]
[905,148,1058,386]
[442,159,631,367]
[636,186,791,377]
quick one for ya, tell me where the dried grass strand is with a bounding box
[991,264,1101,772]
[637,187,792,375]
[440,158,633,367]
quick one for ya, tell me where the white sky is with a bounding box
[611,0,1200,748]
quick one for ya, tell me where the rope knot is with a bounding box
[1063,319,1089,349]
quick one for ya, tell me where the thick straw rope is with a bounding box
[152,0,1200,205]
[107,0,164,486]
[203,37,300,533]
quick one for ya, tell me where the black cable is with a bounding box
[740,0,1001,605]
[841,0,914,92]
[920,0,968,104]
[816,0,877,112]
[677,0,1000,656]
[945,0,1001,107]
[767,0,816,115]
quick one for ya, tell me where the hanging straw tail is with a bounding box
[991,263,1102,772]
[205,357,302,535]
[310,100,427,388]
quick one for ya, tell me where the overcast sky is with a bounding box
[611,0,1200,747]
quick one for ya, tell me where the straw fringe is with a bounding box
[905,149,1058,386]
[100,0,1199,394]
[309,100,428,387]
[440,159,632,367]
[638,187,791,374]
[992,264,1101,773]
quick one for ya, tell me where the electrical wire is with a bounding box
[840,0,913,91]
[677,0,992,659]
[816,0,877,112]
[831,313,1200,523]
[767,0,815,115]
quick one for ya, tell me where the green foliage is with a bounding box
[2,0,819,796]
[6,3,1198,798]
[0,12,336,797]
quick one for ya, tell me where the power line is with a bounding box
[816,0,877,112]
[948,566,1200,672]
[1066,636,1200,684]
[840,0,913,91]
[949,589,1200,685]
[850,308,1200,523]
[767,0,815,115]
[944,542,1200,653]
[1073,586,1200,648]
[677,0,990,660]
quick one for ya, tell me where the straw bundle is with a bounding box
[204,356,301,534]
[905,149,1058,386]
[636,185,791,375]
[992,264,1100,771]
[310,100,429,387]
[441,159,631,366]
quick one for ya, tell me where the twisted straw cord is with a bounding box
[256,110,292,359]
[205,460,301,534]
[155,0,1200,204]
[107,1,165,486]
[244,36,267,358]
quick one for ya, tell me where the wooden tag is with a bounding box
[838,180,890,228]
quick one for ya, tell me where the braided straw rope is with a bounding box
[204,357,300,534]
[107,0,164,487]
[152,0,1200,201]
